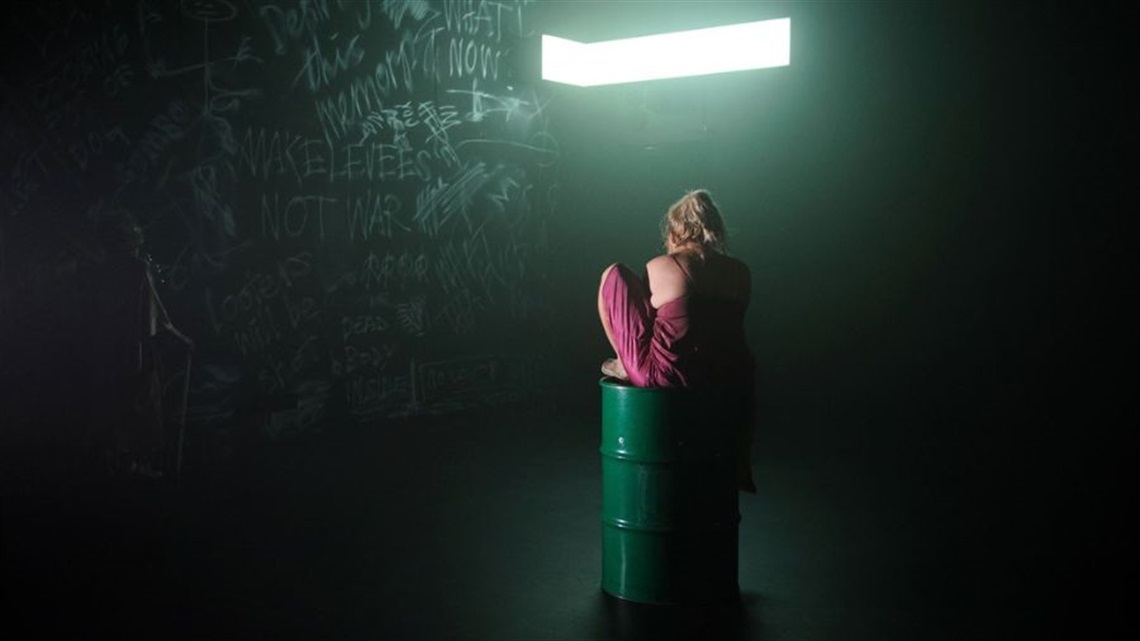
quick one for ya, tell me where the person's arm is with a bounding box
[646,255,688,309]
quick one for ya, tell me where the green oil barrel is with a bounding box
[599,378,742,604]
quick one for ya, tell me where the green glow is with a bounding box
[542,18,790,87]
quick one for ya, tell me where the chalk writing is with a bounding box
[258,335,325,394]
[233,307,282,356]
[235,128,310,183]
[442,0,527,42]
[347,373,411,416]
[297,34,366,93]
[4,0,558,451]
[358,251,430,290]
[340,343,397,375]
[259,1,335,55]
[204,252,313,333]
[447,38,503,80]
[283,292,321,328]
[3,148,51,217]
[383,0,432,30]
[347,192,410,240]
[342,314,389,341]
[67,125,131,172]
[409,352,543,413]
[260,193,336,241]
[30,24,130,111]
[314,31,427,142]
[417,355,497,401]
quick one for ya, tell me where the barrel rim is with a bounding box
[599,377,714,397]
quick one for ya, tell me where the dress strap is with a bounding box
[671,253,695,284]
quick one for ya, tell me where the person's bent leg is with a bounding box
[598,264,620,354]
[598,263,654,386]
[598,264,628,379]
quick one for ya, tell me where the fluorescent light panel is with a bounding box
[542,18,790,87]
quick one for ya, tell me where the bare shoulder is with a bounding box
[646,254,678,276]
[646,254,687,308]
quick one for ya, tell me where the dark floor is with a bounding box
[2,404,1135,640]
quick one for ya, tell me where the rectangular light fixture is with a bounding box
[542,18,790,87]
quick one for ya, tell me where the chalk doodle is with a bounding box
[413,161,495,237]
[2,0,559,455]
[382,0,433,30]
[410,352,542,413]
[264,379,330,440]
[396,295,429,336]
[296,33,366,93]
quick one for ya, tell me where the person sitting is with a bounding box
[597,189,757,491]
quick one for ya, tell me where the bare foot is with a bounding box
[601,357,629,380]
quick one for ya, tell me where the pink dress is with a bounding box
[601,262,753,389]
[601,260,758,492]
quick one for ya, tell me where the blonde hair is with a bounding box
[661,189,726,255]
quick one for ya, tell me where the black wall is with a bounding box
[550,2,1137,443]
[2,0,1137,551]
[542,0,1138,582]
[2,0,562,469]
